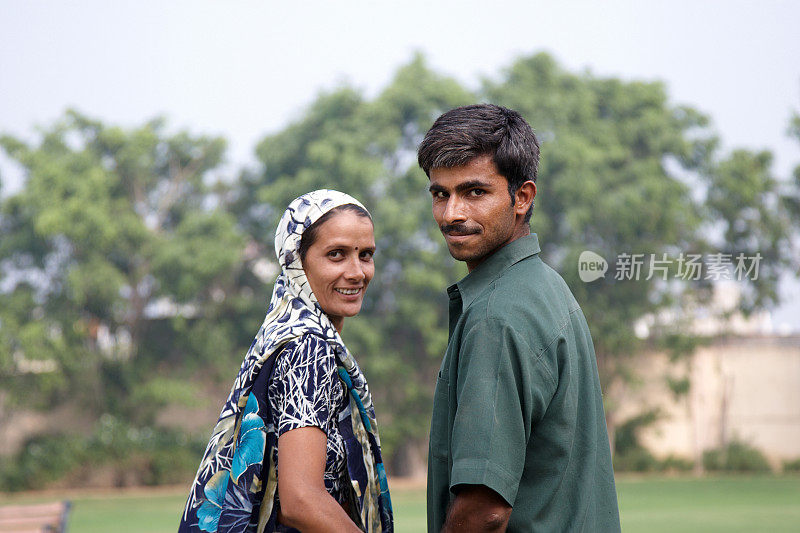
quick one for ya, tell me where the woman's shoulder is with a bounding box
[270,332,343,402]
[277,332,337,366]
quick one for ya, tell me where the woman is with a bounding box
[179,190,393,533]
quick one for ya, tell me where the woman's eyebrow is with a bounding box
[324,241,374,250]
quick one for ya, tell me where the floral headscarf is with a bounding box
[179,190,393,532]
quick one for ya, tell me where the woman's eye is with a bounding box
[360,250,374,260]
[328,250,343,259]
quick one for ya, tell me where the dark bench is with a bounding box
[0,501,71,532]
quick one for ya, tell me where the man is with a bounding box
[418,104,620,532]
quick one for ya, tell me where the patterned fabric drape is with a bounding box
[179,190,393,532]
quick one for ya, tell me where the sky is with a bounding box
[1,0,798,329]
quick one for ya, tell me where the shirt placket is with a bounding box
[447,287,462,339]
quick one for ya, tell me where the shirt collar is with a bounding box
[447,234,541,310]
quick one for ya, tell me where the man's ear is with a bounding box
[514,181,537,216]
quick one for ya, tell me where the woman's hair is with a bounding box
[298,203,372,261]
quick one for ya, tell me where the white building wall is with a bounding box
[616,336,800,467]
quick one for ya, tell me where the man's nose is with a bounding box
[443,196,467,224]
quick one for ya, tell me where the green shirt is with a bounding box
[427,235,620,532]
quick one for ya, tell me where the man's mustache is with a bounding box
[440,223,481,236]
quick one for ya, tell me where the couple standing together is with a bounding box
[179,105,621,532]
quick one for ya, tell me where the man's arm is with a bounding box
[443,485,512,533]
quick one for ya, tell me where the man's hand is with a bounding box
[442,484,512,533]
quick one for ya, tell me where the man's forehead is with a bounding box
[429,158,506,190]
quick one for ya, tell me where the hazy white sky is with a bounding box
[1,0,798,328]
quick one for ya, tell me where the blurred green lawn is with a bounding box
[1,476,798,532]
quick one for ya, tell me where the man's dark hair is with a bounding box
[299,203,372,261]
[417,103,540,222]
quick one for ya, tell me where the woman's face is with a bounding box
[302,210,375,332]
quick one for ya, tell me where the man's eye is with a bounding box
[432,191,447,199]
[469,189,485,197]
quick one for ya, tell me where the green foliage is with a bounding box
[0,111,248,424]
[236,51,796,467]
[0,111,253,489]
[613,409,666,472]
[0,433,88,490]
[704,149,792,311]
[232,54,474,468]
[658,333,710,362]
[611,410,695,473]
[613,448,696,473]
[702,441,772,473]
[615,409,661,455]
[0,416,207,491]
[613,447,660,472]
[1,53,798,484]
[659,454,694,472]
[783,457,800,473]
[665,376,691,398]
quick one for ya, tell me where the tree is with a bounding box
[0,110,247,438]
[239,53,799,468]
[781,110,800,270]
[485,53,798,443]
[233,54,474,470]
[3,55,796,484]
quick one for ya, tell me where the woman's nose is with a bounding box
[343,256,366,281]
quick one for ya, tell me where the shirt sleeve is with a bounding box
[449,317,555,506]
[274,335,337,437]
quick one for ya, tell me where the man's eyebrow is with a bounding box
[429,179,492,194]
[454,179,491,192]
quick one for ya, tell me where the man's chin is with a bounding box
[446,244,480,263]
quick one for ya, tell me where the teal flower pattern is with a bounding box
[197,470,229,532]
[231,393,266,485]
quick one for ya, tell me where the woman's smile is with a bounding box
[334,287,362,296]
[301,210,375,332]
